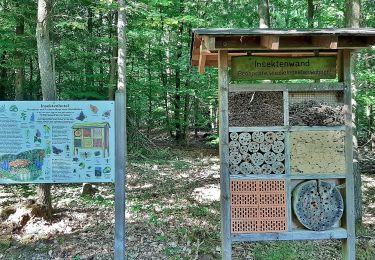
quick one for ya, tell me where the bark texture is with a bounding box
[36,0,56,220]
[258,0,270,28]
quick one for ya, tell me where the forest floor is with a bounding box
[0,137,375,260]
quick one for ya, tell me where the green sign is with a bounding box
[231,56,336,80]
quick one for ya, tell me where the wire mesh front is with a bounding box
[231,180,287,234]
[289,91,343,105]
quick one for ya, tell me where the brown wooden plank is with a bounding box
[312,36,338,49]
[198,53,206,74]
[261,36,280,50]
[215,36,260,49]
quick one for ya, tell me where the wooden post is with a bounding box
[114,90,127,260]
[342,49,356,260]
[218,50,232,259]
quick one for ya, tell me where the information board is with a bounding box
[0,101,115,184]
[231,56,337,80]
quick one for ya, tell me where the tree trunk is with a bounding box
[307,0,314,28]
[174,22,184,142]
[194,96,199,138]
[108,11,118,99]
[147,42,152,137]
[85,7,94,88]
[345,0,362,224]
[0,51,7,100]
[368,105,375,151]
[345,0,360,28]
[258,0,270,28]
[15,16,25,100]
[36,0,56,220]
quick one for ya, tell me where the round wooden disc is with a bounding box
[252,131,265,143]
[229,140,240,149]
[272,161,285,174]
[248,141,260,153]
[293,180,344,231]
[272,140,285,153]
[275,153,285,162]
[229,152,242,165]
[261,164,272,174]
[239,162,253,175]
[264,131,276,143]
[251,152,264,166]
[275,131,285,140]
[242,153,252,163]
[239,145,249,154]
[264,152,277,164]
[259,141,272,153]
[230,132,239,141]
[252,165,262,174]
[229,164,240,174]
[239,133,251,145]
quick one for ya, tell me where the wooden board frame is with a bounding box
[219,53,356,259]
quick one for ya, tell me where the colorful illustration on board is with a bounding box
[0,101,115,184]
[90,104,98,114]
[72,122,110,158]
[76,111,87,121]
[0,149,45,182]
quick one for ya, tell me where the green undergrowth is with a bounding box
[252,241,315,260]
[79,194,114,207]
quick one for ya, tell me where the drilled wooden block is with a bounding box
[290,131,346,174]
[230,180,287,234]
[292,180,344,231]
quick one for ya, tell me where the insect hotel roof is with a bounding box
[190,28,375,73]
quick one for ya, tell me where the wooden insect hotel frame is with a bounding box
[190,28,375,260]
[72,122,111,157]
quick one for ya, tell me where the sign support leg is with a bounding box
[114,90,127,260]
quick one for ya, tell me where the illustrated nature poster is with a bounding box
[0,101,115,183]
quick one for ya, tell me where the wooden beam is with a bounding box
[251,51,337,57]
[338,36,368,48]
[261,36,280,50]
[312,36,338,49]
[232,228,348,242]
[198,44,207,74]
[215,36,260,49]
[218,50,232,259]
[342,49,356,260]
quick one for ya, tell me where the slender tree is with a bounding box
[258,0,271,28]
[345,0,360,28]
[14,15,25,100]
[36,0,56,219]
[307,0,314,28]
[345,0,362,224]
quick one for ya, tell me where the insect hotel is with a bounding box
[190,28,375,259]
[72,122,111,157]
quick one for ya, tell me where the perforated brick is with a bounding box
[258,180,285,192]
[231,180,258,192]
[231,180,287,234]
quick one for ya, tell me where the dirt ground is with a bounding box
[0,143,375,260]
